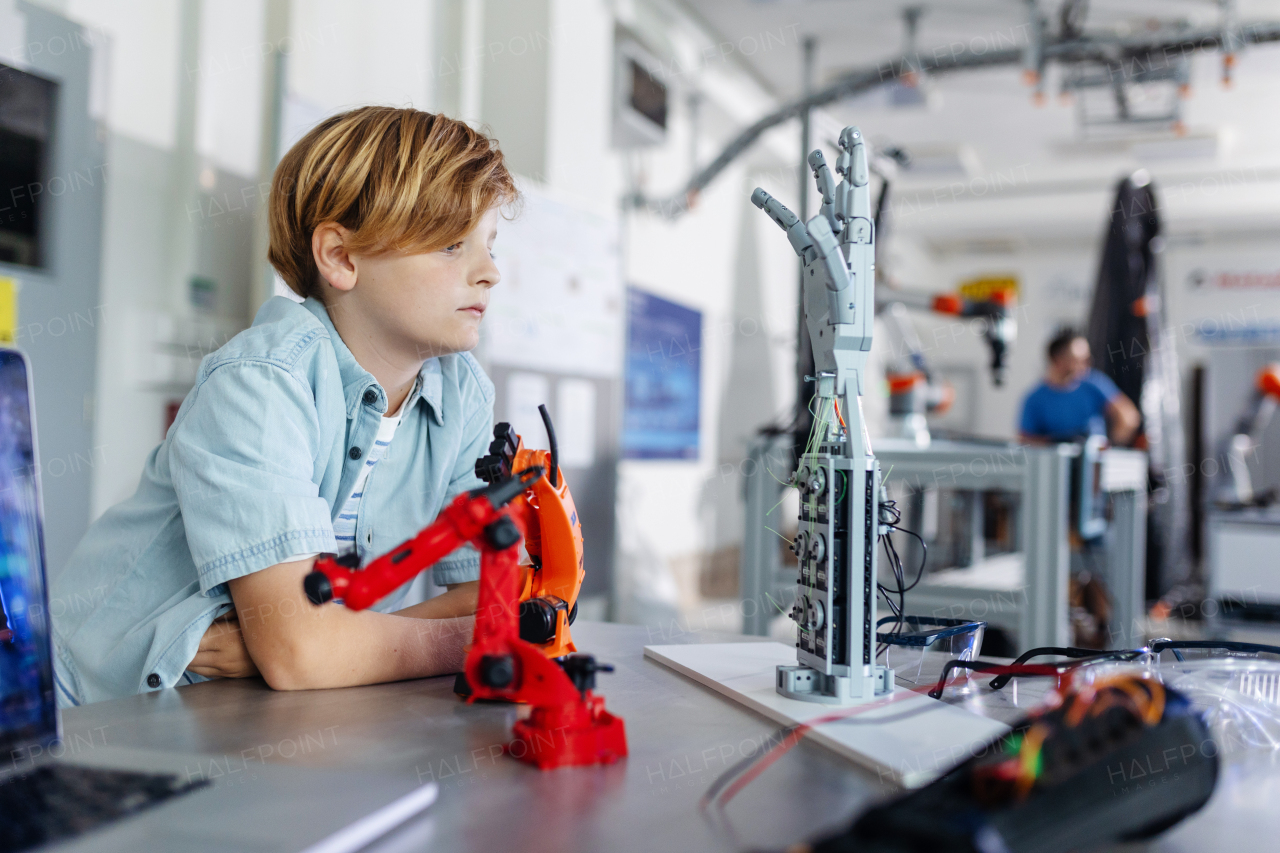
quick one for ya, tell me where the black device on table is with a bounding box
[804,674,1217,853]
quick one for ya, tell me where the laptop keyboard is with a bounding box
[0,763,207,853]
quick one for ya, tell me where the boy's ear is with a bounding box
[312,223,357,293]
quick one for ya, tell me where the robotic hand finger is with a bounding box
[835,126,868,234]
[750,188,814,259]
[807,149,840,234]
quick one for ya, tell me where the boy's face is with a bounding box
[337,208,501,361]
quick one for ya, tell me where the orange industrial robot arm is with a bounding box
[473,405,585,659]
[304,404,587,662]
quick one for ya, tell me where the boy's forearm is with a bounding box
[246,607,473,690]
[287,612,469,689]
[349,612,473,687]
[395,581,478,620]
[229,561,473,690]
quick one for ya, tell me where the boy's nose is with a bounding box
[475,257,501,289]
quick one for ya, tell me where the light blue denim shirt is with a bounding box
[51,296,493,706]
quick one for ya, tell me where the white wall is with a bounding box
[194,0,264,178]
[287,0,432,115]
[31,0,854,625]
[886,174,1280,441]
[64,0,181,150]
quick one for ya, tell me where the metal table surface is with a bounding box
[60,621,1280,852]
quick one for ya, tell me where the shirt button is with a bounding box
[349,447,363,460]
[362,389,378,405]
[146,673,161,689]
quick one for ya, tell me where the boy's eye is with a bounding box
[443,242,463,253]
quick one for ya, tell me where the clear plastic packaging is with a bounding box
[876,616,985,686]
[1078,656,1280,760]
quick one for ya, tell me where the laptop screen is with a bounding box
[0,349,56,761]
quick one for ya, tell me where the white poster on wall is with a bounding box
[1164,245,1280,348]
[484,183,624,379]
[505,371,551,451]
[556,378,597,468]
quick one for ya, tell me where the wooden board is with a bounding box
[644,642,1008,788]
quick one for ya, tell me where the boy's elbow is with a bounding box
[251,640,326,691]
[257,660,310,691]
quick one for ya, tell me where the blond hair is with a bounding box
[268,106,517,299]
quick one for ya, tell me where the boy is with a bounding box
[1019,327,1140,445]
[52,107,515,704]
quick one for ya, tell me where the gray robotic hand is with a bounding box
[751,128,891,704]
[751,126,875,399]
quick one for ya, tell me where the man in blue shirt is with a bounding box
[1020,328,1141,444]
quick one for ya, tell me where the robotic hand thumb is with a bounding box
[808,214,856,325]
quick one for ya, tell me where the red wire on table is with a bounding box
[702,662,1068,810]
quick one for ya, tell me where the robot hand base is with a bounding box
[776,664,894,705]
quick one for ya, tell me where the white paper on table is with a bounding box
[644,642,1010,788]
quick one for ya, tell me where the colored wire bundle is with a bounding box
[972,675,1167,803]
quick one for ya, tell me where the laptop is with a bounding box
[0,348,438,852]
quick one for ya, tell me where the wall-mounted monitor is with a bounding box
[0,64,57,268]
[613,36,668,149]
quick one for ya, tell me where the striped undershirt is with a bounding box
[331,391,410,557]
[283,382,414,565]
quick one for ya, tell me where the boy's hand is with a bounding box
[188,612,260,678]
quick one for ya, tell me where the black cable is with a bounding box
[872,501,925,659]
[888,537,906,629]
[890,525,928,592]
[875,517,927,660]
[700,727,796,806]
[877,534,907,654]
[537,403,559,488]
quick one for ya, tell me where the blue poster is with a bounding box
[622,287,701,459]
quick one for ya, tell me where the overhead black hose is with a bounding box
[538,404,559,488]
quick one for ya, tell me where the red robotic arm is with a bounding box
[302,470,533,611]
[302,467,626,769]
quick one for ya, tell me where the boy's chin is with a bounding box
[414,333,477,359]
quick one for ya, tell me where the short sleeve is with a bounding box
[1086,370,1121,403]
[430,387,493,587]
[169,361,335,592]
